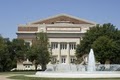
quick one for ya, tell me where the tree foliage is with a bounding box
[76,23,120,64]
[0,37,10,71]
[92,36,116,64]
[12,39,28,61]
[0,37,29,72]
[28,32,50,70]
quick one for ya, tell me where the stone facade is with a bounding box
[17,14,96,64]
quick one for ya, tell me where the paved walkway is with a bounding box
[0,75,15,80]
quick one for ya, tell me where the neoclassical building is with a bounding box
[17,14,96,64]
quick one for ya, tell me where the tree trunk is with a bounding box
[100,60,105,64]
[41,65,46,71]
[35,64,38,71]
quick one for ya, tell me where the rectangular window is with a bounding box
[60,43,67,49]
[71,57,75,63]
[61,57,66,63]
[70,42,76,50]
[51,42,58,49]
[51,57,57,63]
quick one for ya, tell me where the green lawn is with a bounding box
[0,71,120,80]
[0,71,36,75]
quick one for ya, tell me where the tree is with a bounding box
[12,39,29,61]
[28,32,50,70]
[5,38,17,70]
[92,36,116,64]
[0,36,29,71]
[76,23,120,64]
[0,37,12,71]
[109,34,120,64]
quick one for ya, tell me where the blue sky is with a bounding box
[0,0,120,39]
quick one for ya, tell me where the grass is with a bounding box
[0,71,36,75]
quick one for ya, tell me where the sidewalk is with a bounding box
[0,75,15,80]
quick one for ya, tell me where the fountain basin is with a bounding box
[26,71,120,78]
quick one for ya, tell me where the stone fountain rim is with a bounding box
[26,71,120,78]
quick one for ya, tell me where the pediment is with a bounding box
[29,14,96,25]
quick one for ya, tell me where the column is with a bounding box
[57,42,61,63]
[66,42,70,64]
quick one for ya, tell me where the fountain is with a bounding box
[87,49,96,72]
[27,49,120,78]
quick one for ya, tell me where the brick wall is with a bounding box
[18,27,38,31]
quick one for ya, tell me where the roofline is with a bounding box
[28,14,97,25]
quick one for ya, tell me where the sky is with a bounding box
[0,0,120,40]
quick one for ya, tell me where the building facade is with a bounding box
[17,14,96,64]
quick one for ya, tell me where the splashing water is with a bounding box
[87,49,96,72]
